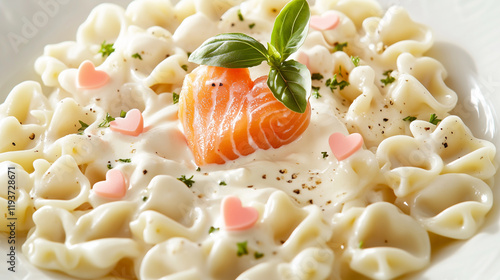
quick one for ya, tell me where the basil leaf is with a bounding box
[188,33,268,68]
[270,0,310,62]
[267,59,311,113]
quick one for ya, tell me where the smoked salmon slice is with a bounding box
[178,65,311,166]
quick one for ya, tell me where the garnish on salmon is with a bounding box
[178,0,312,165]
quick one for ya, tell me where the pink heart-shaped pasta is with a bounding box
[77,60,109,90]
[110,109,144,136]
[329,132,363,161]
[310,11,340,31]
[222,196,259,231]
[93,169,127,199]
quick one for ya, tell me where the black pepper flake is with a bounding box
[443,142,448,148]
[291,173,298,179]
[383,118,389,122]
[11,142,16,146]
[308,199,313,204]
[29,133,35,140]
[143,169,148,175]
[211,83,216,87]
[293,189,300,194]
[219,83,223,86]
[262,174,267,179]
[279,169,287,174]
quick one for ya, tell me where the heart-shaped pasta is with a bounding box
[409,173,493,239]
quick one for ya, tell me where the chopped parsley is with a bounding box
[196,166,201,172]
[311,86,321,99]
[181,64,188,71]
[237,9,244,21]
[99,41,115,57]
[208,226,220,234]
[403,116,417,122]
[98,113,115,128]
[249,23,256,29]
[132,53,143,60]
[311,73,324,80]
[219,180,227,186]
[254,252,265,259]
[118,158,131,163]
[429,113,441,125]
[119,110,127,118]
[77,120,89,134]
[142,196,148,202]
[333,42,348,52]
[173,92,179,104]
[236,241,249,256]
[321,151,329,158]
[359,241,364,248]
[381,70,395,86]
[107,163,113,169]
[177,175,195,188]
[351,56,360,67]
[326,74,349,91]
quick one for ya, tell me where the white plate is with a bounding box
[0,0,499,279]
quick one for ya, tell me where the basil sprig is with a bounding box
[188,0,311,113]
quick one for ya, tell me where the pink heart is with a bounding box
[329,132,363,161]
[77,60,109,90]
[93,169,127,199]
[110,109,144,136]
[222,196,258,231]
[310,11,340,31]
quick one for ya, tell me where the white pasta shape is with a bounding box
[361,6,433,64]
[45,98,97,140]
[277,247,335,280]
[125,0,179,33]
[172,12,220,53]
[34,56,69,87]
[130,208,207,244]
[389,53,457,118]
[139,175,196,222]
[409,174,493,239]
[194,0,245,20]
[31,156,91,210]
[427,115,497,179]
[346,202,430,279]
[376,135,443,197]
[140,238,205,280]
[76,3,128,46]
[0,162,34,233]
[0,81,51,125]
[22,203,140,279]
[315,0,383,28]
[42,41,98,69]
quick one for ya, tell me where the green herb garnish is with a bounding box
[119,110,127,118]
[177,175,195,188]
[188,0,311,113]
[236,241,249,256]
[118,158,131,163]
[219,180,227,186]
[326,74,349,91]
[321,151,329,158]
[429,113,441,125]
[132,53,143,60]
[208,226,220,234]
[237,9,244,21]
[98,113,115,128]
[311,86,321,99]
[173,92,179,104]
[311,73,324,80]
[249,23,256,29]
[77,120,89,134]
[142,196,148,202]
[381,70,395,86]
[99,41,115,57]
[181,64,188,71]
[351,56,360,67]
[254,252,265,259]
[333,42,348,52]
[107,163,113,169]
[403,116,417,122]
